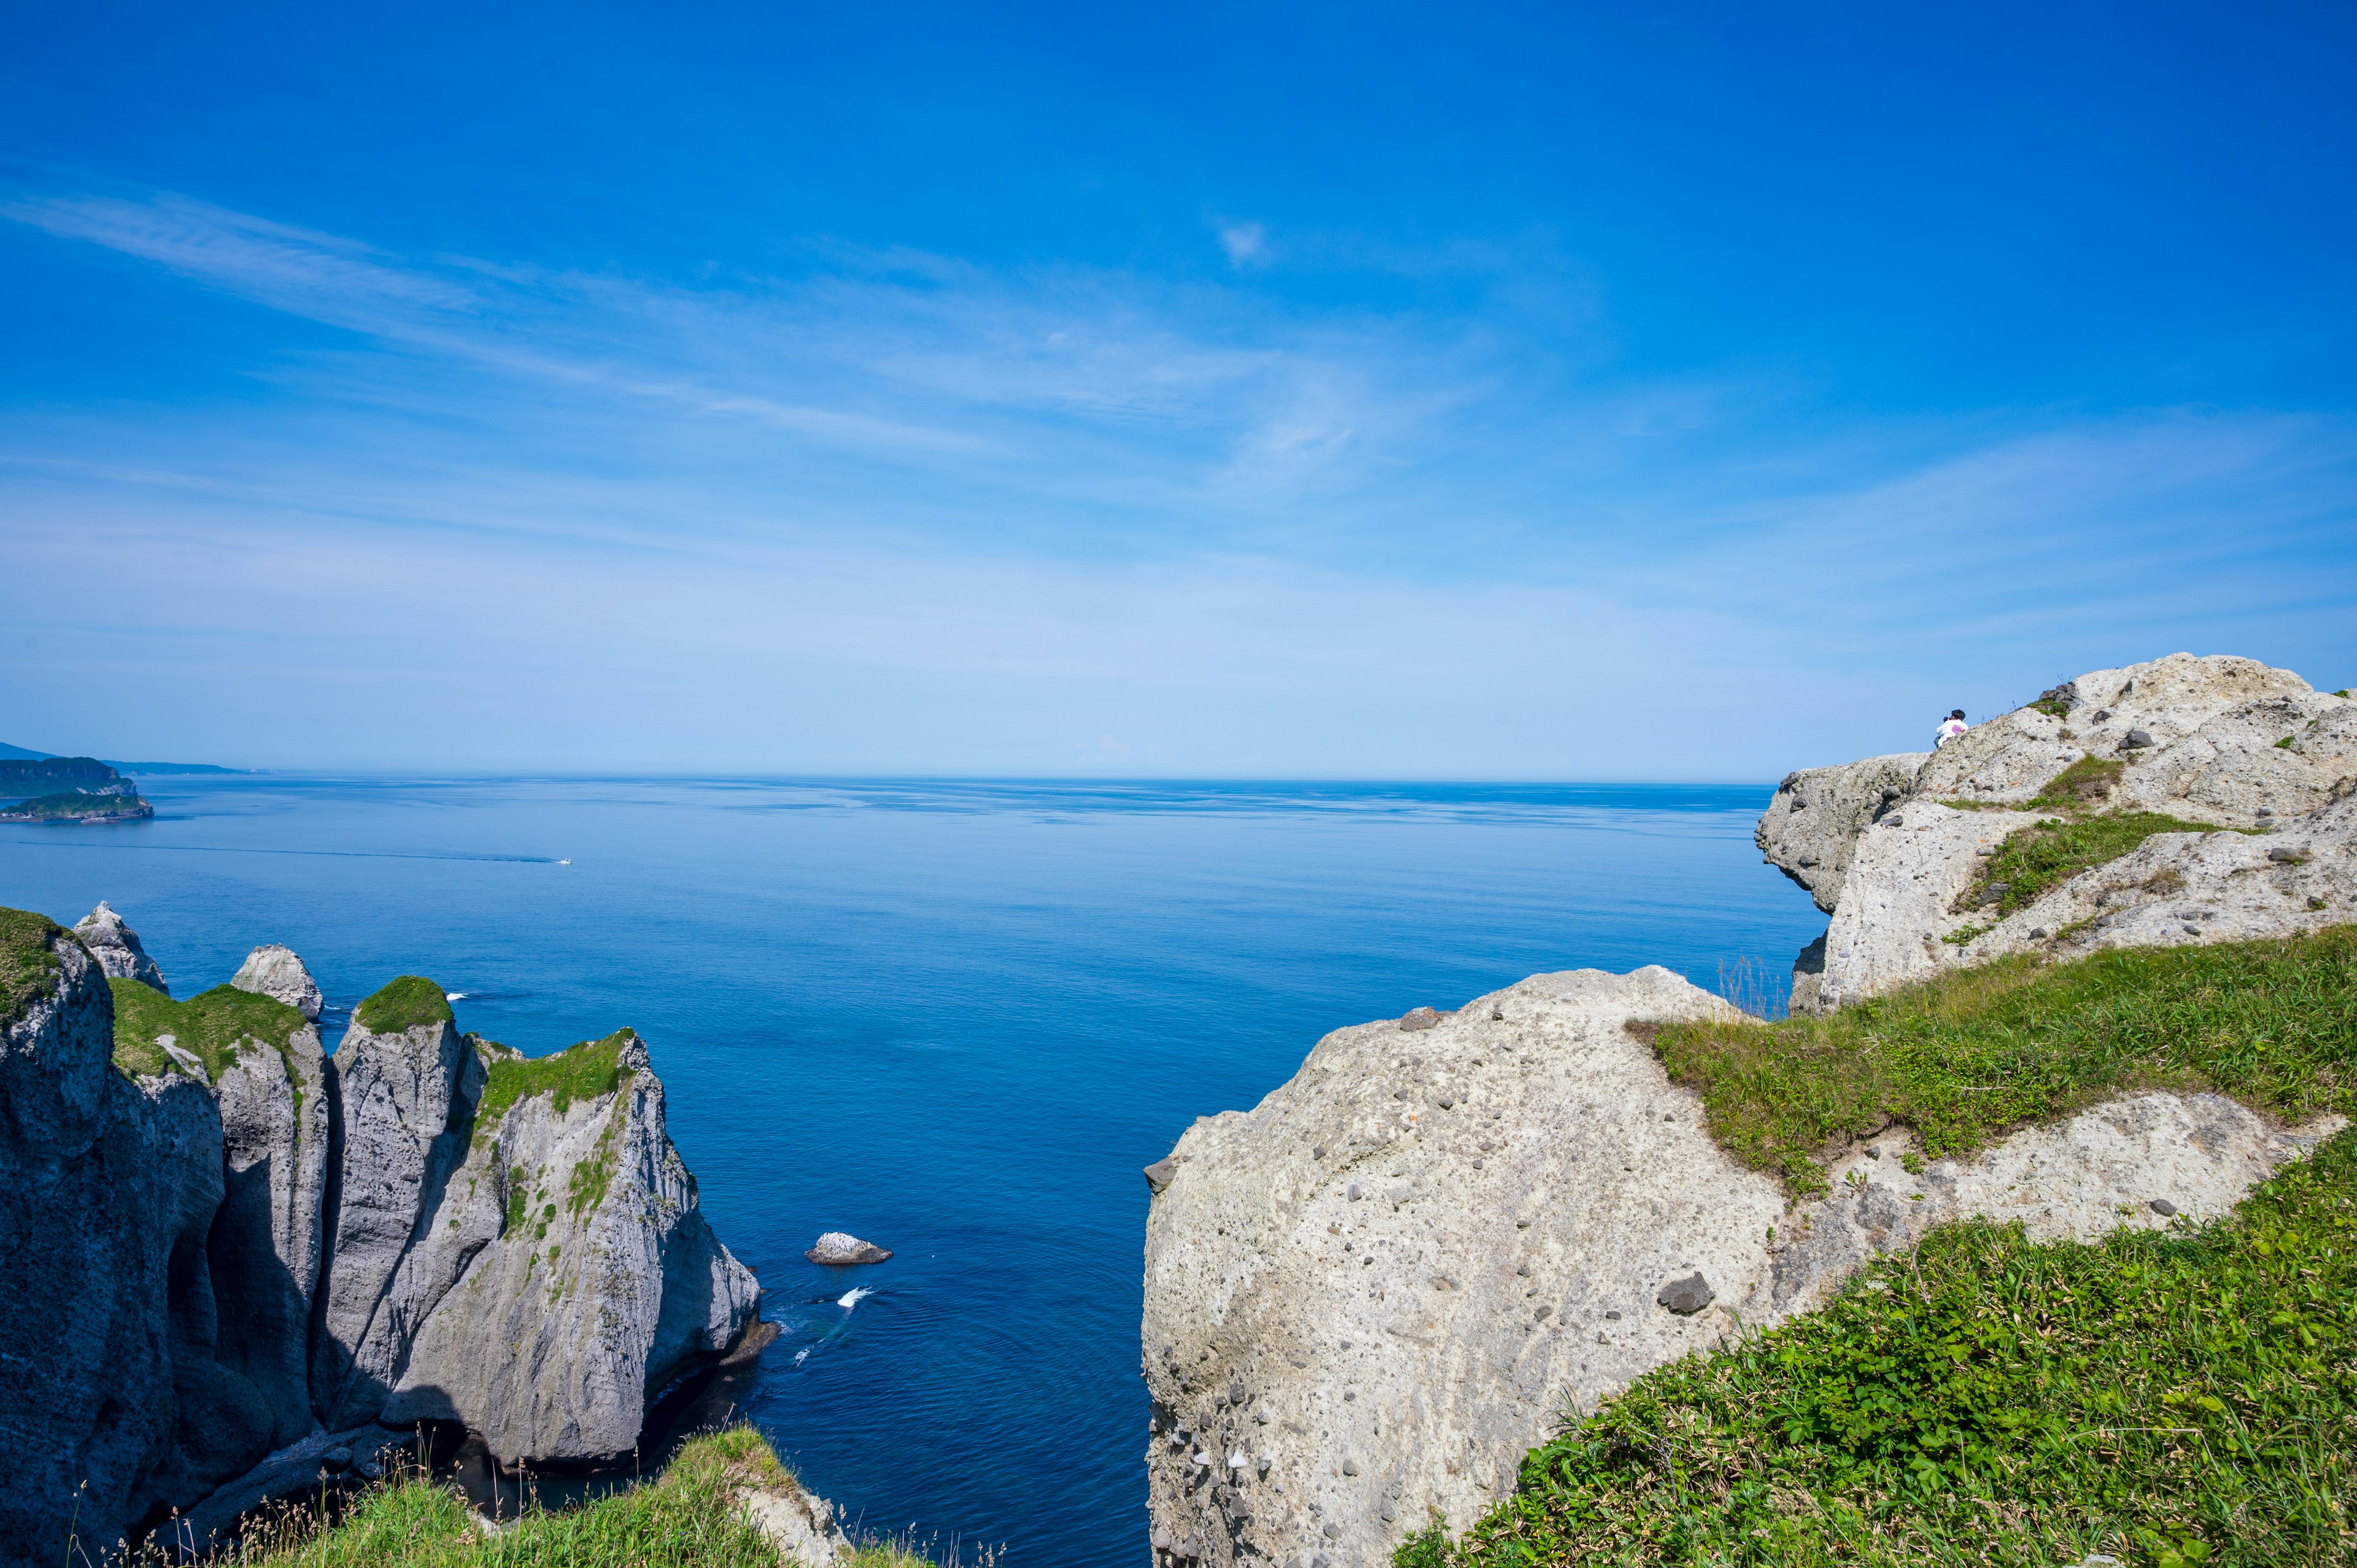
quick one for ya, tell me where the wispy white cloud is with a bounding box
[1218,220,1267,266]
[2,182,2351,773]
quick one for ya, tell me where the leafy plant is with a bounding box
[109,979,308,1086]
[1968,809,2226,917]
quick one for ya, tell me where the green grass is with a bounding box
[1649,929,2357,1197]
[355,975,455,1034]
[1968,810,2228,918]
[1413,1129,2357,1568]
[109,979,308,1084]
[0,905,64,1028]
[473,1029,635,1148]
[201,1425,971,1567]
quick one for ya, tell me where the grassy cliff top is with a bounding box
[1417,1128,2357,1567]
[473,1028,637,1146]
[0,906,64,1029]
[1652,926,2357,1196]
[353,975,453,1034]
[110,979,308,1082]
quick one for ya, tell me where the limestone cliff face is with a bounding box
[1756,653,2357,1010]
[0,919,271,1562]
[381,1030,761,1461]
[1139,970,2345,1568]
[311,1010,486,1429]
[211,1006,332,1447]
[0,911,762,1561]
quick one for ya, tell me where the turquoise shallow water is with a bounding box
[0,775,1822,1564]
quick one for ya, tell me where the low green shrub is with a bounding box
[1650,929,2357,1195]
[0,906,63,1027]
[1421,1130,2357,1567]
[355,976,455,1034]
[473,1030,634,1147]
[109,979,308,1085]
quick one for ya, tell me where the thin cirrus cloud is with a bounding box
[2,183,2353,773]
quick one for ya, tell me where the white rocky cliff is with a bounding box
[1759,653,2357,1010]
[0,914,764,1562]
[1139,652,2355,1568]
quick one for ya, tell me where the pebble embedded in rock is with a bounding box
[2120,728,2154,749]
[804,1232,893,1265]
[2267,846,2304,863]
[1144,1158,1179,1194]
[1603,1310,1620,1321]
[1655,1272,1715,1316]
[1515,1263,1531,1276]
[2150,1199,2178,1216]
[1341,1458,1359,1475]
[1399,1007,1443,1031]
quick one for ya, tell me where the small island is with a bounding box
[0,757,155,822]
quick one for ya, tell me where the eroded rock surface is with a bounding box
[311,1008,483,1429]
[1758,654,2357,1009]
[381,1030,761,1461]
[1140,967,2345,1568]
[233,944,325,1022]
[73,900,169,994]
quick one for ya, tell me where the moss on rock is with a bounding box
[353,975,453,1034]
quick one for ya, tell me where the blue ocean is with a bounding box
[0,774,1822,1564]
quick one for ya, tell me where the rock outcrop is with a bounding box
[0,912,269,1562]
[232,944,324,1022]
[72,900,169,994]
[379,1029,761,1461]
[1139,968,2345,1568]
[806,1231,893,1264]
[1759,654,2357,1010]
[0,911,764,1562]
[310,997,484,1430]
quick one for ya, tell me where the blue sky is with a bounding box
[3,2,2353,776]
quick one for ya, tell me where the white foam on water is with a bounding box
[445,991,467,1001]
[793,1347,810,1366]
[838,1287,873,1311]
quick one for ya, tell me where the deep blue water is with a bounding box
[0,776,1822,1564]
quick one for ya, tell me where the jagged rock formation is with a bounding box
[379,1029,761,1459]
[73,900,169,994]
[232,944,324,1021]
[1139,968,2345,1568]
[1759,654,2357,1010]
[0,908,762,1563]
[0,912,269,1562]
[311,993,485,1429]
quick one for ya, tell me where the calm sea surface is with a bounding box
[0,775,1822,1564]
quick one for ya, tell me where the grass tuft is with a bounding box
[110,979,308,1085]
[0,905,65,1029]
[1968,810,2228,918]
[1648,928,2357,1196]
[474,1030,635,1149]
[197,1424,986,1567]
[1422,1129,2357,1567]
[355,975,455,1034]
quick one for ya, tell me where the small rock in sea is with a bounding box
[2119,728,2154,749]
[2150,1199,2178,1216]
[1399,1006,1443,1032]
[804,1231,893,1265]
[1144,1157,1180,1194]
[1656,1272,1715,1316]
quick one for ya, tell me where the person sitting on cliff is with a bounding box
[1935,709,1968,747]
